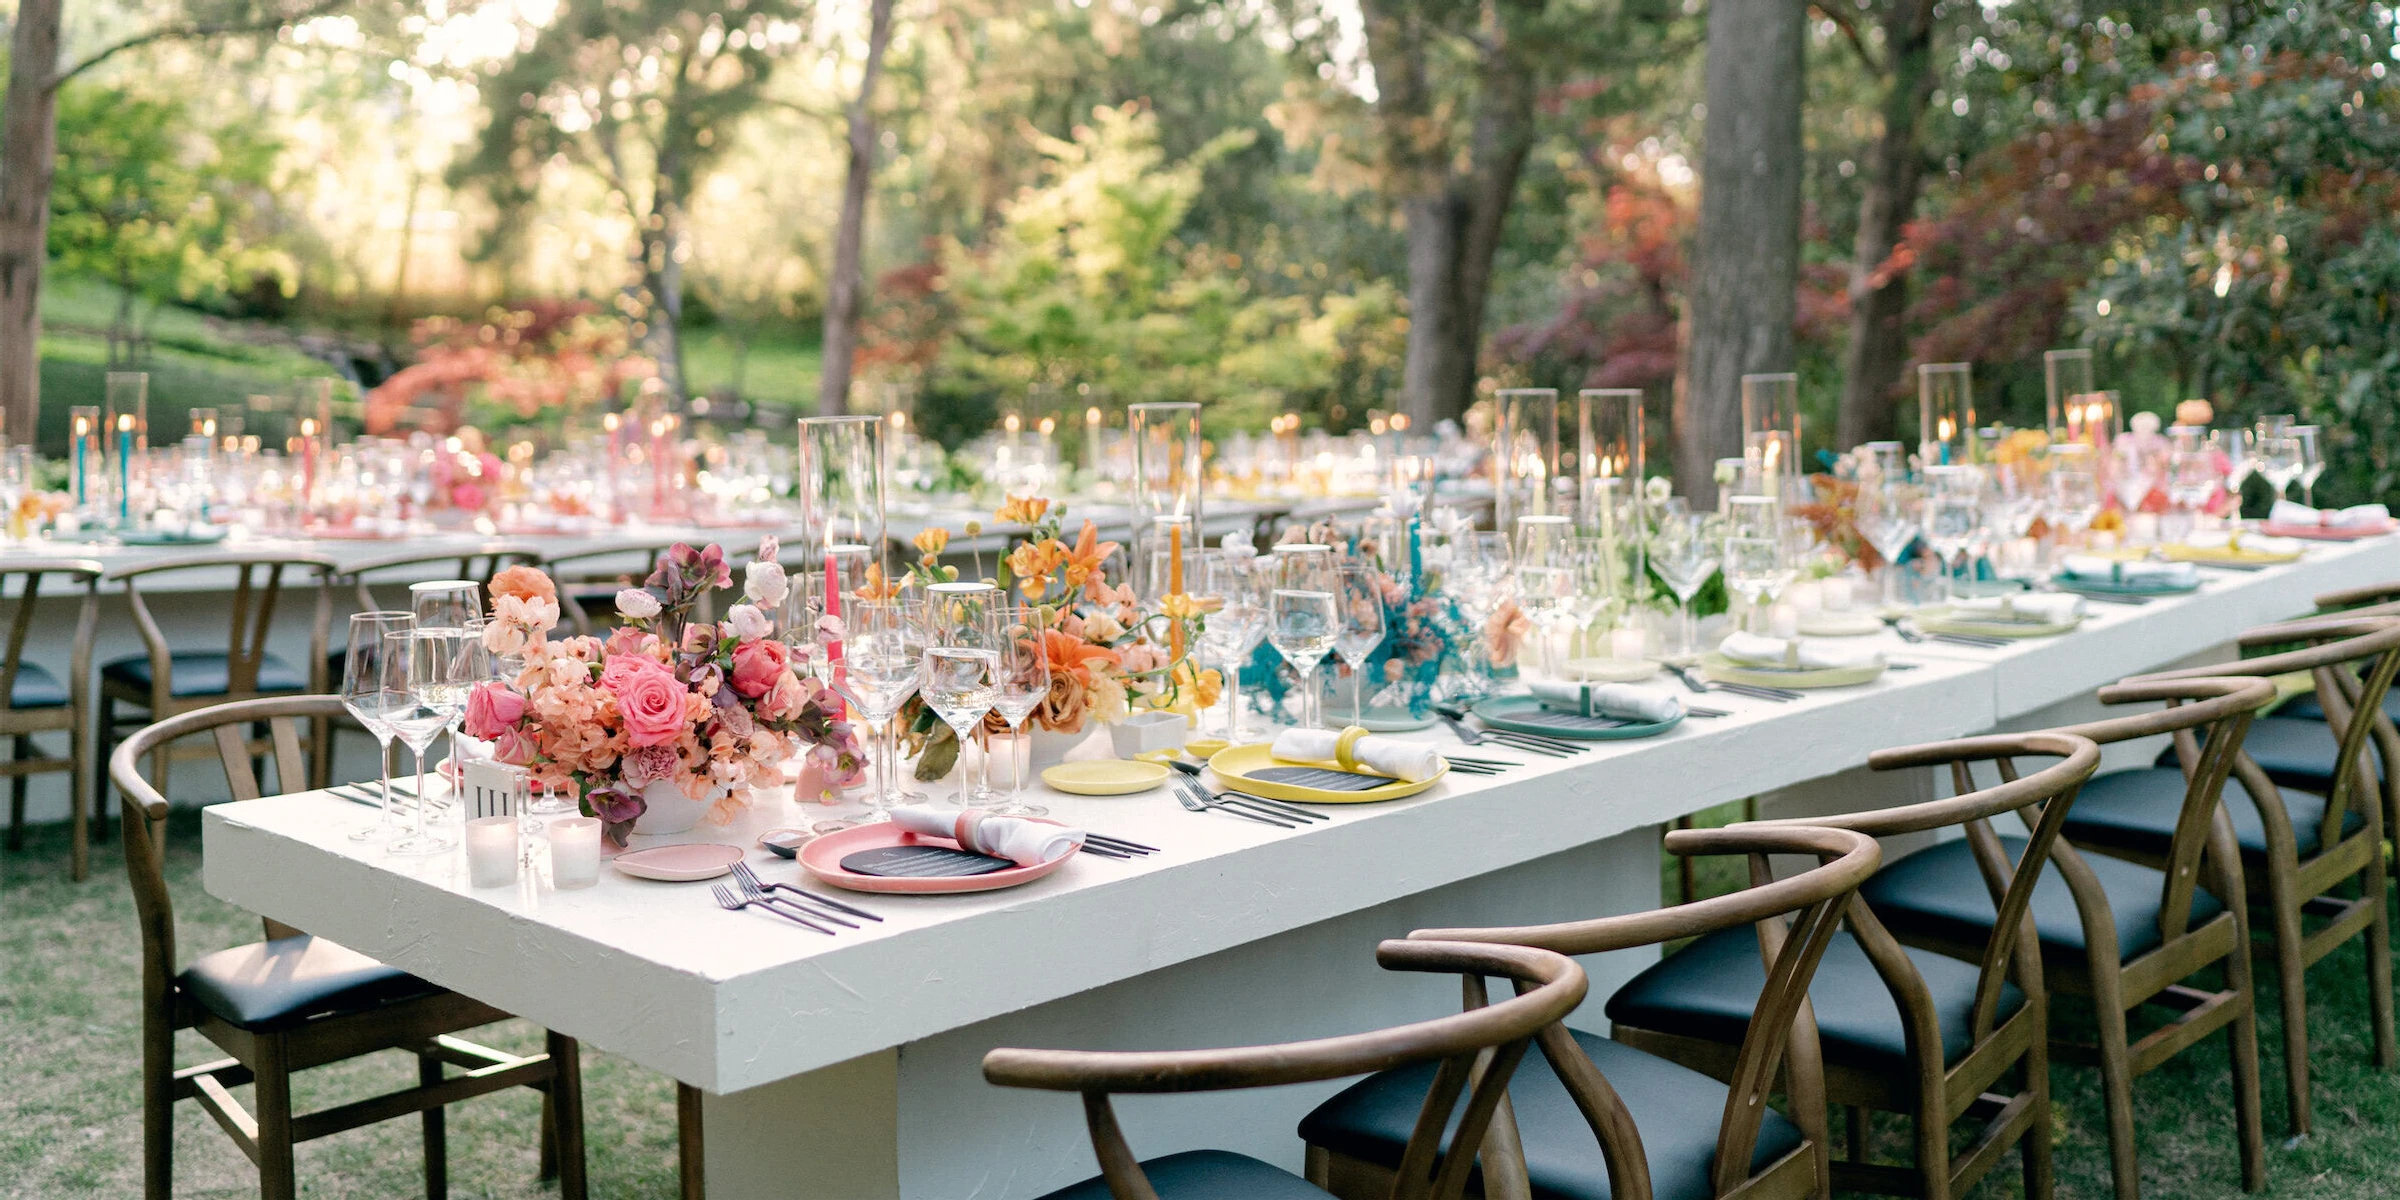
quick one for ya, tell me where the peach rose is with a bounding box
[490,564,557,605]
[492,726,538,766]
[729,639,790,699]
[761,671,807,720]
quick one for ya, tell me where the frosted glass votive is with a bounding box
[549,818,603,890]
[464,816,519,888]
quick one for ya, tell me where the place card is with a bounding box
[1247,766,1399,792]
[841,845,1015,878]
[461,759,527,822]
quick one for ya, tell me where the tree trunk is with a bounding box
[1449,8,1539,421]
[1675,0,1805,504]
[0,0,63,445]
[1834,0,1936,450]
[641,172,689,401]
[819,0,896,418]
[1398,194,1469,429]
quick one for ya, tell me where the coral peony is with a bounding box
[729,639,790,699]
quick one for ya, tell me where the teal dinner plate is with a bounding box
[2052,573,2199,597]
[1471,695,1684,741]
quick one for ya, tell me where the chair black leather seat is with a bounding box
[1299,1026,1799,1200]
[2162,715,2372,795]
[1607,929,2022,1076]
[103,651,309,698]
[2068,766,2363,862]
[2274,684,2399,725]
[1862,835,2224,963]
[177,935,444,1031]
[7,662,69,709]
[1032,1150,1334,1200]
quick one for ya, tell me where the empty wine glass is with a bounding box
[1194,549,1268,741]
[987,606,1052,817]
[1647,502,1719,658]
[831,597,925,824]
[409,579,480,630]
[1267,543,1341,729]
[2255,433,2302,503]
[1334,564,1387,729]
[387,626,467,855]
[1858,475,1924,610]
[341,612,413,842]
[2291,425,2324,506]
[2165,433,2219,538]
[920,591,1000,809]
[1513,515,1577,679]
[1921,465,1985,601]
[1721,495,1792,630]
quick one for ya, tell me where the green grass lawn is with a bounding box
[10,800,2400,1197]
[678,323,825,416]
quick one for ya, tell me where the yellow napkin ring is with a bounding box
[1334,726,1370,771]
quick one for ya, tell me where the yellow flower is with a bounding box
[1158,592,1221,622]
[912,527,951,556]
[1008,538,1067,600]
[1175,660,1222,711]
[857,562,905,601]
[994,495,1052,526]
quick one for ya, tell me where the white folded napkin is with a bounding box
[890,805,1082,866]
[1527,681,1683,722]
[2184,529,2306,555]
[1271,728,1444,783]
[1717,632,1883,671]
[2060,556,2198,587]
[2271,499,2392,528]
[1946,593,2085,624]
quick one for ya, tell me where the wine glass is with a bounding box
[2212,428,2255,516]
[387,626,467,855]
[1194,549,1268,741]
[988,605,1052,817]
[1647,502,1719,658]
[1334,564,1387,729]
[2165,436,2219,538]
[1267,543,1341,729]
[2291,425,2324,506]
[1721,495,1792,630]
[341,612,413,842]
[830,597,924,824]
[409,579,480,629]
[1921,465,1984,602]
[920,592,1000,810]
[1857,472,1923,611]
[1513,515,1577,679]
[1445,531,1513,690]
[2255,433,2302,503]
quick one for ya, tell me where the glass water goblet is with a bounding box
[1921,465,1985,602]
[1334,564,1387,729]
[1721,495,1792,631]
[920,603,1001,810]
[1267,543,1340,729]
[1194,549,1268,741]
[2291,425,2324,507]
[1646,504,1719,659]
[386,626,467,855]
[830,597,925,825]
[988,606,1052,816]
[341,611,413,842]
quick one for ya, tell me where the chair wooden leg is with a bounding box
[1844,1105,1867,1166]
[2023,1033,2055,1200]
[71,703,91,881]
[2227,945,2267,1192]
[92,695,114,843]
[2362,855,2396,1070]
[254,1036,298,1200]
[2264,872,2313,1137]
[1914,1091,1951,1200]
[6,734,27,852]
[547,1032,588,1200]
[419,1051,447,1200]
[678,1082,706,1200]
[2093,999,2140,1200]
[539,1091,558,1181]
[141,1000,174,1200]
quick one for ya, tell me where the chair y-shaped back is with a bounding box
[0,558,101,878]
[985,940,1587,1200]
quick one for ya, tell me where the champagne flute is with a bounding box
[1267,543,1340,729]
[920,595,1000,810]
[341,611,413,842]
[988,606,1052,817]
[1721,495,1792,630]
[2291,425,2324,507]
[1334,565,1387,729]
[386,626,464,855]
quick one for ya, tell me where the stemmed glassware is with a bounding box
[1647,501,1719,658]
[987,606,1052,817]
[1267,543,1341,729]
[1513,515,1577,679]
[1921,465,1985,601]
[341,612,413,842]
[387,625,468,855]
[2255,431,2302,503]
[1333,564,1387,729]
[2048,444,2104,548]
[1194,549,1269,741]
[920,587,1001,809]
[2165,431,2218,539]
[1443,531,1513,692]
[1721,495,1792,630]
[1858,478,1924,610]
[2213,428,2256,516]
[2291,425,2325,506]
[826,597,924,824]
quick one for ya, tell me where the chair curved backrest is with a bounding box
[105,550,337,705]
[984,940,1588,1200]
[0,557,101,724]
[2139,615,2400,860]
[339,541,542,613]
[2043,676,2275,952]
[111,695,349,1014]
[1410,823,1882,1200]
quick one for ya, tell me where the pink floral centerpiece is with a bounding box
[465,538,864,847]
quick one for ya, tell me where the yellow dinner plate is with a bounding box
[1205,742,1447,804]
[1041,759,1171,796]
[1700,653,1887,689]
[1915,607,2082,639]
[2161,543,2304,566]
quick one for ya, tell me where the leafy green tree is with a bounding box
[47,84,290,363]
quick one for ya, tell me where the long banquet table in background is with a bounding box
[189,532,2400,1197]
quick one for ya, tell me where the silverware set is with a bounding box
[1168,773,1328,827]
[1666,662,1802,702]
[2042,583,2152,605]
[713,861,887,934]
[1430,707,1590,757]
[1077,832,1160,859]
[1879,614,2012,650]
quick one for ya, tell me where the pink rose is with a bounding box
[462,683,526,740]
[604,626,658,659]
[492,726,538,766]
[614,666,688,748]
[729,639,790,699]
[599,652,670,694]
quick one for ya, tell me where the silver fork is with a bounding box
[1172,775,1329,823]
[711,883,834,933]
[730,861,884,921]
[730,866,859,927]
[1171,780,1298,827]
[1666,662,1801,702]
[1432,710,1577,756]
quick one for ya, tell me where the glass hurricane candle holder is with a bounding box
[1128,400,1203,554]
[1917,362,1976,467]
[799,414,890,599]
[1493,387,1564,532]
[1739,373,1800,488]
[2043,348,2094,443]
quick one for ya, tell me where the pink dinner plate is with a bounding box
[611,842,745,882]
[2262,521,2396,542]
[799,820,1075,894]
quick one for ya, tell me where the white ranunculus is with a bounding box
[724,603,772,641]
[744,560,790,609]
[616,587,663,620]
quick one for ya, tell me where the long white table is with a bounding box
[201,534,2397,1197]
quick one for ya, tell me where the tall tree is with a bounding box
[1829,0,1937,449]
[817,0,897,416]
[1675,0,1804,501]
[456,0,806,401]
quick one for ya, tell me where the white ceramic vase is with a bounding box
[630,778,716,836]
[1024,725,1088,770]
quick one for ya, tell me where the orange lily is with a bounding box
[1059,520,1120,593]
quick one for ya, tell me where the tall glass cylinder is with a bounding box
[1917,363,1976,466]
[1493,388,1564,532]
[1128,401,1203,568]
[2043,348,2093,442]
[799,415,890,608]
[1576,388,1646,605]
[1738,373,1801,486]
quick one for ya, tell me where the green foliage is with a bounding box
[48,83,291,355]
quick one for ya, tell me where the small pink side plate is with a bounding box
[799,821,1074,894]
[611,843,745,882]
[2263,520,2397,542]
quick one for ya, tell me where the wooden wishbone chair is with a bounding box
[983,939,1589,1200]
[0,558,101,879]
[2069,615,2400,1138]
[1300,824,1882,1200]
[1857,677,2274,1200]
[115,695,586,1200]
[1602,732,2100,1200]
[96,550,335,840]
